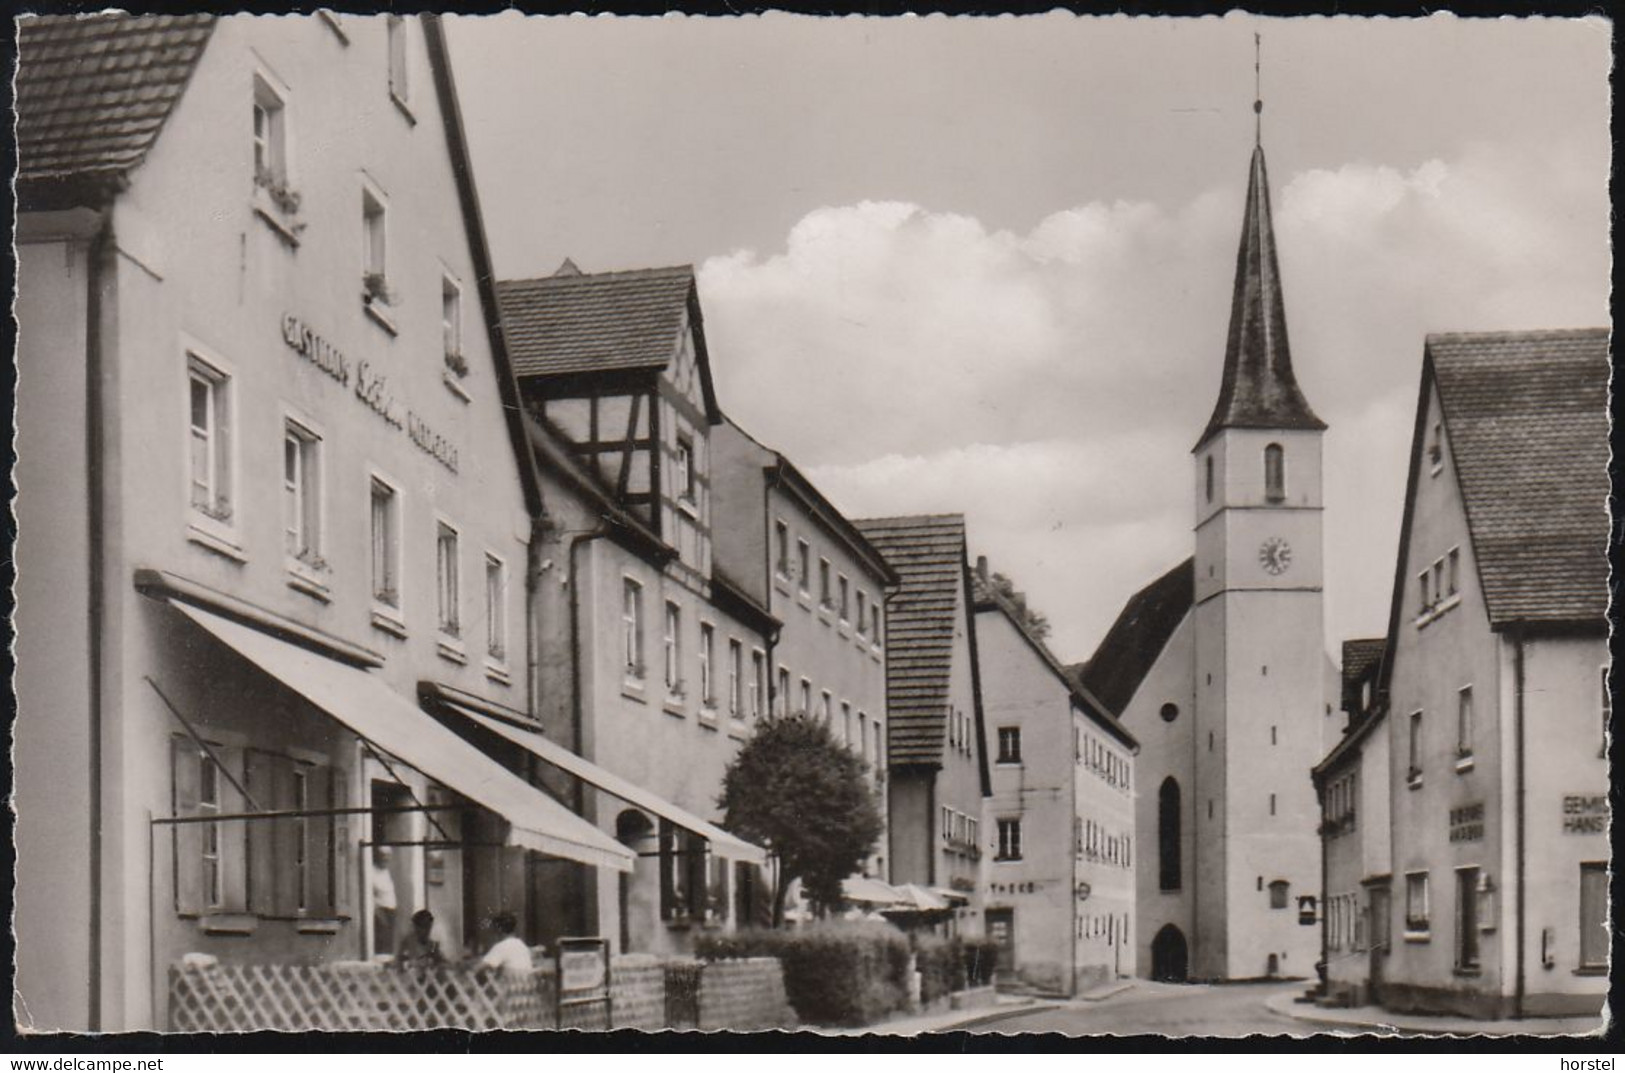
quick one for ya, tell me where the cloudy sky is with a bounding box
[447,13,1610,664]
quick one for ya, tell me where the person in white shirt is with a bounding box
[479,911,532,978]
[370,847,398,957]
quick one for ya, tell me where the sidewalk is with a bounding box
[824,995,1056,1036]
[1263,991,1609,1037]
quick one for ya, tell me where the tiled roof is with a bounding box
[1079,558,1195,718]
[1341,638,1385,690]
[1429,328,1609,627]
[972,570,1137,750]
[496,265,695,379]
[1197,144,1325,449]
[16,14,215,202]
[854,515,970,768]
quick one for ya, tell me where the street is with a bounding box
[965,980,1336,1038]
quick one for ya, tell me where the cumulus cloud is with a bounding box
[699,140,1608,659]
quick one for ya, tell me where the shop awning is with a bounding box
[171,601,633,873]
[443,702,769,866]
[841,876,903,906]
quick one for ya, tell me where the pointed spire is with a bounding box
[1195,137,1326,451]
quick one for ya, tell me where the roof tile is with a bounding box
[1079,558,1195,718]
[496,266,694,379]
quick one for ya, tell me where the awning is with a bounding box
[443,702,768,866]
[171,601,633,873]
[841,876,903,906]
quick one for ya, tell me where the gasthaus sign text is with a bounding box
[282,313,462,474]
[1561,794,1608,834]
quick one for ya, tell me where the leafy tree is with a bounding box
[989,571,1052,640]
[719,711,886,926]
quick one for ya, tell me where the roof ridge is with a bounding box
[500,263,695,289]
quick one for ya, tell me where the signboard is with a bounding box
[1562,794,1608,834]
[1448,802,1485,843]
[556,937,612,1029]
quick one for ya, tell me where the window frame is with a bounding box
[185,349,235,532]
[749,649,765,720]
[1405,871,1431,937]
[251,69,291,192]
[1408,710,1424,785]
[996,818,1023,862]
[818,558,833,610]
[360,179,391,306]
[1456,686,1474,764]
[997,726,1022,765]
[441,272,464,368]
[697,621,716,709]
[1264,443,1286,502]
[434,518,462,641]
[386,14,410,110]
[282,416,324,570]
[796,540,811,596]
[1455,866,1482,972]
[369,471,403,618]
[773,520,791,580]
[663,601,683,696]
[622,578,645,678]
[484,552,509,666]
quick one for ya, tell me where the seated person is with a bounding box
[394,909,445,971]
[479,911,532,978]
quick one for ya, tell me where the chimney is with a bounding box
[976,555,988,580]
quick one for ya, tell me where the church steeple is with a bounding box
[1195,121,1325,452]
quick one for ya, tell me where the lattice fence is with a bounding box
[169,961,556,1032]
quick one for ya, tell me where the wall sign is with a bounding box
[1562,794,1608,834]
[1448,802,1484,843]
[282,313,461,475]
[990,880,1039,896]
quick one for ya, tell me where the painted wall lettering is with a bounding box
[1562,794,1608,835]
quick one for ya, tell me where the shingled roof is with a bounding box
[1079,558,1195,718]
[854,515,971,768]
[1196,143,1326,450]
[16,13,216,207]
[496,265,697,379]
[1429,328,1609,627]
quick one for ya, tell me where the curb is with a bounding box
[1262,993,1600,1038]
[933,1000,1060,1032]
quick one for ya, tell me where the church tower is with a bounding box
[1188,116,1328,979]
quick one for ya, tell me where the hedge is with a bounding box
[914,934,968,1006]
[696,921,912,1027]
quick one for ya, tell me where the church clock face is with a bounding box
[1259,537,1293,576]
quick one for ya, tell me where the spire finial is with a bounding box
[1253,32,1263,145]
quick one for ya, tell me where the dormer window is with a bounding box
[1264,444,1285,502]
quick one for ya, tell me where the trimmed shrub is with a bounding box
[696,921,911,1027]
[914,934,967,1006]
[961,938,1002,988]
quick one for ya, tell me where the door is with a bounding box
[985,908,1016,973]
[1368,883,1391,999]
[1150,924,1188,982]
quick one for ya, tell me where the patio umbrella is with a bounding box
[841,876,904,906]
[886,883,950,912]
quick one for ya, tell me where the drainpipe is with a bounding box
[1318,782,1329,997]
[1513,631,1527,1020]
[524,512,550,722]
[85,218,111,1031]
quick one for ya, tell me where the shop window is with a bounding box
[996,819,1022,861]
[1405,872,1430,936]
[1264,443,1285,502]
[1579,862,1608,971]
[664,602,683,695]
[1455,867,1481,972]
[386,14,409,107]
[997,726,1022,764]
[484,554,507,663]
[370,477,400,608]
[774,521,790,579]
[283,420,322,565]
[698,622,715,708]
[749,650,765,719]
[622,578,644,677]
[435,521,460,638]
[1158,777,1181,891]
[187,355,233,523]
[658,822,704,922]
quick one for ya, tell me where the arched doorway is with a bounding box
[1151,924,1188,983]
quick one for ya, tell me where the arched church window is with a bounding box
[1264,443,1285,502]
[1158,777,1181,891]
[1205,455,1214,503]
